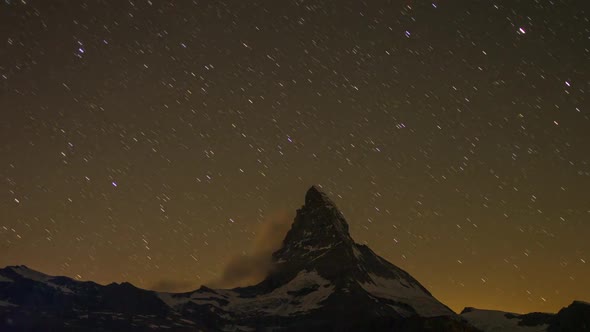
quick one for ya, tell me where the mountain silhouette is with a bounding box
[0,186,587,331]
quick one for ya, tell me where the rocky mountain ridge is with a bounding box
[0,186,587,331]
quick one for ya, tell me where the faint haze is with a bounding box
[149,210,293,292]
[206,210,293,289]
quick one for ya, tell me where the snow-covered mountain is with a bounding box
[460,307,551,332]
[460,301,590,332]
[157,185,472,331]
[1,186,588,331]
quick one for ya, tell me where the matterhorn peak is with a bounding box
[305,185,336,207]
[279,186,352,252]
[1,186,586,331]
[260,186,455,320]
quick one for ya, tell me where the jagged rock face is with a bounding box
[268,185,357,285]
[17,186,590,331]
[0,186,467,331]
[1,186,587,331]
[275,185,353,262]
[250,186,456,322]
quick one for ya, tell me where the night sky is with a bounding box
[1,0,589,315]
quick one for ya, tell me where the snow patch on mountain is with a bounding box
[302,244,334,252]
[160,270,333,317]
[240,270,333,316]
[461,309,548,332]
[0,275,13,283]
[360,273,453,317]
[0,300,17,307]
[7,266,74,294]
[10,266,50,282]
[221,270,333,317]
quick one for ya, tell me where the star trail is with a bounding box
[0,0,588,314]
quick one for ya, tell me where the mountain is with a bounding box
[0,186,587,331]
[159,185,474,331]
[460,301,590,332]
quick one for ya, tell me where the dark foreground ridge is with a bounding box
[1,186,588,331]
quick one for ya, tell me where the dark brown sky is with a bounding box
[0,0,589,314]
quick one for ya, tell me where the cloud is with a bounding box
[149,279,196,293]
[207,210,293,289]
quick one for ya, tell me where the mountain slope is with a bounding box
[460,307,551,332]
[460,301,590,332]
[0,265,200,331]
[260,185,456,318]
[1,186,587,331]
[160,186,472,331]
